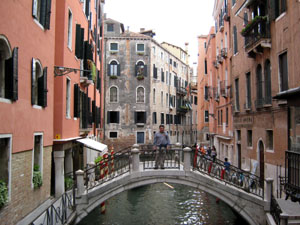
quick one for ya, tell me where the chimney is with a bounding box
[140,28,145,32]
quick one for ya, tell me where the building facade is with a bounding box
[103,19,192,150]
[0,0,55,224]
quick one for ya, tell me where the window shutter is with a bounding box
[38,67,48,107]
[75,24,82,59]
[107,64,111,76]
[135,64,138,76]
[5,48,18,101]
[32,0,38,18]
[269,0,276,20]
[143,112,146,123]
[92,100,96,123]
[12,48,18,101]
[107,111,110,124]
[44,0,52,29]
[40,0,47,27]
[117,111,120,123]
[74,84,79,117]
[85,0,90,18]
[80,28,84,59]
[82,93,87,128]
[117,64,120,76]
[233,26,238,54]
[31,58,36,105]
[134,111,137,123]
[143,65,147,77]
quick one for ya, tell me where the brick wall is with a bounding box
[0,146,52,225]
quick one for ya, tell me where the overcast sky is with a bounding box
[104,0,215,67]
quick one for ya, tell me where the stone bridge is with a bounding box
[74,144,274,225]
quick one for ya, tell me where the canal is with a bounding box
[78,183,249,225]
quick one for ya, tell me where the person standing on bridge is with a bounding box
[153,125,171,169]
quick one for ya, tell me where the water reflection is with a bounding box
[78,183,248,225]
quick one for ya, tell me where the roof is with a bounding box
[161,42,188,54]
[76,138,108,155]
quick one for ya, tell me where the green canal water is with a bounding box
[78,183,249,225]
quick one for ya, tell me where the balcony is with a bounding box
[241,16,271,57]
[213,87,220,102]
[221,48,227,58]
[217,55,223,64]
[177,105,188,114]
[176,87,187,96]
[213,60,219,68]
[220,81,228,98]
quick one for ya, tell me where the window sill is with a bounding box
[0,98,12,104]
[67,46,72,52]
[266,149,274,153]
[74,118,78,121]
[247,146,253,150]
[33,19,45,31]
[275,12,286,22]
[66,116,71,120]
[33,105,43,110]
[263,104,272,108]
[136,123,145,127]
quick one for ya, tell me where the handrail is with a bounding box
[270,194,282,225]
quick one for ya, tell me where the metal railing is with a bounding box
[30,192,75,225]
[83,147,131,192]
[244,19,270,50]
[270,194,282,225]
[285,151,300,202]
[191,148,264,198]
[139,144,181,170]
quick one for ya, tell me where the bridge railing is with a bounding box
[191,148,264,198]
[83,147,131,192]
[139,144,181,170]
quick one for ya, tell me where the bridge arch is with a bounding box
[76,170,265,225]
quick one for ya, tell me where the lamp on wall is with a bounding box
[54,66,91,77]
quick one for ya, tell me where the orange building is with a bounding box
[0,0,55,223]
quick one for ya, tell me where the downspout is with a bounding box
[93,0,99,136]
[101,17,106,141]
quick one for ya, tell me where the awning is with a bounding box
[76,138,108,154]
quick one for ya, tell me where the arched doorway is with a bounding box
[258,140,265,184]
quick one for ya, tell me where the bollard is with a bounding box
[87,162,95,188]
[265,178,274,212]
[131,148,140,172]
[76,170,84,197]
[54,151,65,197]
[183,147,192,171]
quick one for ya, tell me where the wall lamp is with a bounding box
[54,66,91,77]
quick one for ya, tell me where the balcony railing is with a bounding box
[255,97,272,109]
[177,105,189,113]
[255,98,264,109]
[213,60,219,68]
[176,87,187,95]
[285,151,300,203]
[220,81,227,97]
[242,16,271,51]
[244,102,252,111]
[221,48,227,58]
[217,55,223,64]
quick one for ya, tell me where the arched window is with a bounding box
[135,61,147,77]
[256,64,263,107]
[0,36,18,101]
[264,59,271,104]
[31,58,47,107]
[108,60,120,76]
[136,86,145,103]
[110,86,118,103]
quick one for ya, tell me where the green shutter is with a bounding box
[143,65,147,77]
[74,84,80,117]
[107,64,111,76]
[40,0,46,27]
[39,67,48,107]
[4,48,18,101]
[134,111,137,123]
[117,64,120,76]
[12,48,18,101]
[117,111,120,124]
[75,24,82,59]
[92,100,96,123]
[135,64,138,76]
[44,0,52,29]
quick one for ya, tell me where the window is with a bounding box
[204,86,209,100]
[161,69,164,82]
[136,86,145,103]
[233,26,238,54]
[275,0,286,18]
[266,130,274,150]
[152,112,157,124]
[137,44,145,52]
[74,84,80,118]
[153,64,157,79]
[235,78,240,111]
[32,0,52,29]
[108,60,120,76]
[0,37,18,101]
[109,132,118,138]
[136,61,147,77]
[243,12,248,26]
[135,111,146,124]
[166,114,170,124]
[32,134,43,188]
[166,93,169,107]
[0,135,12,199]
[264,60,272,104]
[153,88,156,104]
[107,23,114,32]
[226,107,228,125]
[31,58,48,107]
[161,113,164,124]
[137,132,145,144]
[204,42,207,48]
[166,71,169,85]
[110,43,118,51]
[279,52,288,92]
[236,130,241,141]
[204,110,209,123]
[232,0,236,6]
[256,65,263,105]
[67,9,73,49]
[247,130,252,147]
[110,86,118,103]
[204,59,207,74]
[107,111,120,124]
[194,96,198,105]
[161,91,163,106]
[75,24,84,59]
[246,72,252,108]
[66,78,71,118]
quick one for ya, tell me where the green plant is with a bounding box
[33,164,43,189]
[241,15,268,36]
[94,156,103,164]
[180,106,188,110]
[64,176,74,190]
[137,75,144,80]
[110,75,118,79]
[0,180,8,208]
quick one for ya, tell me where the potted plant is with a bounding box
[137,75,144,80]
[33,164,43,189]
[64,176,74,191]
[241,15,268,36]
[110,75,118,79]
[0,180,8,208]
[94,156,103,180]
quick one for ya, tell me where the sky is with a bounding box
[104,0,215,68]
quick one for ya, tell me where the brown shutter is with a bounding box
[31,58,36,105]
[44,0,52,29]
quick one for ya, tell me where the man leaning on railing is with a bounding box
[153,124,171,169]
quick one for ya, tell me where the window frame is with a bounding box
[109,131,118,139]
[136,131,145,144]
[109,86,118,103]
[67,8,73,50]
[136,43,145,53]
[0,134,12,200]
[136,86,145,103]
[66,77,71,119]
[109,42,119,52]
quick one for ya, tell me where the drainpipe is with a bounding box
[102,18,106,141]
[93,0,99,137]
